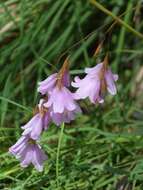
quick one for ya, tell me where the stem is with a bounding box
[56,123,65,187]
[90,0,143,40]
[114,0,133,72]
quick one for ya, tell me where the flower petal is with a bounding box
[85,63,103,75]
[30,117,43,140]
[20,146,32,168]
[105,69,117,95]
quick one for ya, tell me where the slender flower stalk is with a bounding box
[56,123,65,186]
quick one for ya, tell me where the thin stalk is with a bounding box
[90,0,143,40]
[56,123,65,187]
[114,0,133,72]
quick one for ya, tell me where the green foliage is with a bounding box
[0,0,143,189]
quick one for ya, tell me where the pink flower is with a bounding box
[38,71,70,95]
[9,135,47,172]
[44,87,77,113]
[50,105,81,126]
[21,99,51,140]
[37,57,70,96]
[37,59,81,125]
[21,113,50,140]
[72,62,118,104]
[38,73,57,95]
[43,86,81,125]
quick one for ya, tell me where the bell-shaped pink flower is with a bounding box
[21,112,50,140]
[72,61,118,104]
[44,87,78,113]
[38,73,57,95]
[43,86,81,125]
[21,99,51,140]
[38,71,70,95]
[9,135,47,172]
[37,58,81,125]
[50,105,81,126]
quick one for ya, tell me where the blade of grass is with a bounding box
[56,123,65,187]
[0,75,12,127]
[0,96,32,112]
[114,0,133,71]
[90,0,143,40]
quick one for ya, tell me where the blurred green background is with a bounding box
[0,0,143,189]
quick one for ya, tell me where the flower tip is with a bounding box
[37,167,43,172]
[108,88,117,96]
[37,87,40,92]
[71,81,76,87]
[114,74,118,81]
[8,147,12,154]
[99,99,104,104]
[20,163,28,168]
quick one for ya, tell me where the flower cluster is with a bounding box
[9,56,118,171]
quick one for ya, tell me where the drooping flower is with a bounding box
[72,55,118,104]
[38,61,70,95]
[37,73,57,95]
[50,104,81,126]
[44,87,78,113]
[21,99,51,140]
[37,58,81,125]
[21,113,50,140]
[9,135,47,172]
